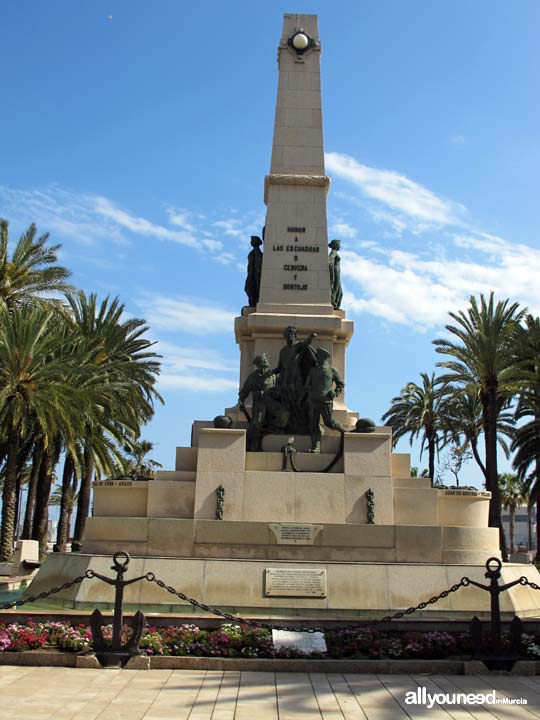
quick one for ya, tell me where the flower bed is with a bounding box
[1,619,540,660]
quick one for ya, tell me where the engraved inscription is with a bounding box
[269,523,323,545]
[444,489,491,498]
[272,630,327,653]
[287,226,306,232]
[265,568,327,597]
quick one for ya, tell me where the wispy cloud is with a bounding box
[326,150,539,331]
[326,151,465,229]
[159,374,238,392]
[329,220,357,239]
[342,234,540,330]
[156,339,238,393]
[0,185,130,246]
[0,185,238,261]
[136,293,235,335]
[93,196,199,247]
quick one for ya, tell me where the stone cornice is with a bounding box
[264,173,330,204]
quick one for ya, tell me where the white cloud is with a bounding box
[137,293,235,335]
[155,339,238,393]
[213,218,244,238]
[341,233,540,331]
[0,185,235,263]
[326,151,465,228]
[93,196,199,247]
[0,185,130,246]
[158,374,238,392]
[157,340,236,373]
[166,208,198,233]
[329,221,357,239]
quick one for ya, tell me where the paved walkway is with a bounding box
[1,666,540,719]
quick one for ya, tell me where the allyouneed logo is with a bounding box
[405,687,528,709]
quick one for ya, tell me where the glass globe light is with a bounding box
[292,32,309,50]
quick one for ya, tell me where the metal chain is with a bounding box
[144,573,470,634]
[369,577,470,625]
[0,574,89,611]
[518,576,540,590]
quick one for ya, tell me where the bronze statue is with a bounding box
[274,326,317,434]
[238,353,275,451]
[244,236,263,307]
[305,347,346,452]
[328,239,343,310]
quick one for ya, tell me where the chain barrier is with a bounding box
[0,574,88,611]
[144,572,470,633]
[519,577,540,591]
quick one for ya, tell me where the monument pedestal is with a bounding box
[26,426,540,618]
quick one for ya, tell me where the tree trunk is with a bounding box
[54,453,75,552]
[72,446,93,552]
[482,388,508,560]
[528,505,533,552]
[20,441,43,539]
[428,434,435,485]
[31,448,54,556]
[0,426,21,562]
[14,473,22,541]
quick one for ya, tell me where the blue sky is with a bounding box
[1,1,539,486]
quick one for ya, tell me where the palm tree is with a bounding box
[49,469,78,551]
[52,451,78,552]
[0,219,72,309]
[0,302,89,559]
[434,292,526,560]
[442,384,515,482]
[120,438,162,479]
[512,314,540,557]
[65,292,162,551]
[499,473,525,555]
[382,372,448,482]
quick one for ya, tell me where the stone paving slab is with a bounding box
[1,666,539,719]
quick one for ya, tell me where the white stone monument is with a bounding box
[28,15,540,618]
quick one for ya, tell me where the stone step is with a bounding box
[246,451,343,473]
[148,481,195,518]
[260,433,343,453]
[155,470,196,482]
[175,446,198,471]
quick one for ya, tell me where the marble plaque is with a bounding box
[269,523,323,545]
[272,630,327,654]
[265,568,327,597]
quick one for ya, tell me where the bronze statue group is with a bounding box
[239,327,346,453]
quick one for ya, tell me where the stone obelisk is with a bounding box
[235,14,355,425]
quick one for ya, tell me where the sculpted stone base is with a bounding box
[26,426,524,618]
[25,552,540,619]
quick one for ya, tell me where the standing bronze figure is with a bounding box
[238,354,275,451]
[274,326,317,434]
[244,236,263,307]
[305,347,346,452]
[328,239,343,309]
